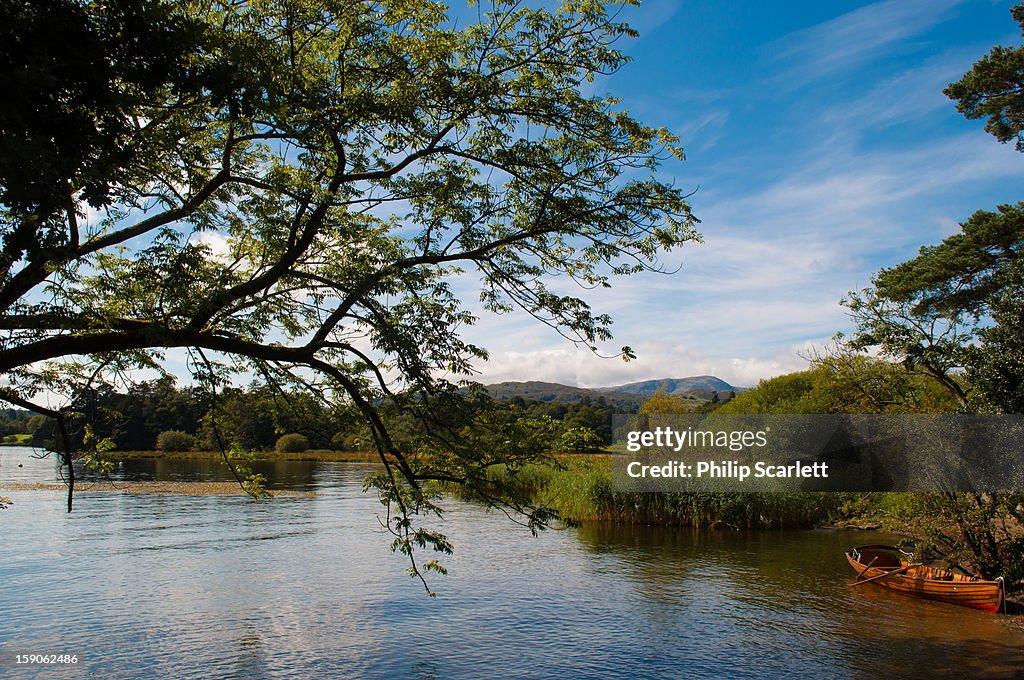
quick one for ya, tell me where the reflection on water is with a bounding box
[1,446,1022,679]
[0,445,327,489]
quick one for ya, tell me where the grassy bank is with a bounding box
[493,456,860,529]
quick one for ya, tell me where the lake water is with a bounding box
[2,446,1023,679]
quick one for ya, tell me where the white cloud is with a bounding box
[818,56,969,134]
[677,109,731,153]
[474,340,816,389]
[710,131,1022,252]
[192,230,232,261]
[768,0,963,84]
[619,0,684,39]
[937,215,962,238]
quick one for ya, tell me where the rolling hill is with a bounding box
[600,375,740,395]
[482,381,649,408]
[483,376,742,407]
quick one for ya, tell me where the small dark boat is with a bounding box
[846,545,1004,612]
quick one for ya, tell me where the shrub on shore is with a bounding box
[155,430,195,452]
[276,433,310,453]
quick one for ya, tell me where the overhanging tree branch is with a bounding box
[0,0,698,586]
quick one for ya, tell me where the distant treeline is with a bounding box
[0,408,34,437]
[20,377,634,454]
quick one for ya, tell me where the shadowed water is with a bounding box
[1,447,1022,679]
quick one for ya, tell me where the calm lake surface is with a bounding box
[2,446,1023,679]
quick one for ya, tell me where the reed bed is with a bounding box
[492,457,856,528]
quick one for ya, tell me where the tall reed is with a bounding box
[490,457,855,528]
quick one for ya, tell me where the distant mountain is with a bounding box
[601,375,741,396]
[483,376,742,407]
[483,381,648,409]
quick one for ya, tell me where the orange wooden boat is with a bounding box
[846,545,1004,612]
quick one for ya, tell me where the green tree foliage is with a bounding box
[638,387,691,414]
[842,77,1024,410]
[842,15,1024,409]
[27,378,204,451]
[841,283,974,407]
[967,269,1024,413]
[714,355,957,415]
[945,3,1024,151]
[714,370,820,414]
[275,433,310,453]
[559,396,616,442]
[196,387,278,452]
[0,408,33,437]
[116,377,205,449]
[560,426,601,453]
[0,0,696,584]
[155,430,195,452]
[872,204,1024,319]
[0,0,206,220]
[17,376,620,455]
[842,205,1024,408]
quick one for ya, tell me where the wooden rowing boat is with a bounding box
[846,545,1004,612]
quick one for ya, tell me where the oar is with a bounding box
[854,555,879,581]
[849,563,920,587]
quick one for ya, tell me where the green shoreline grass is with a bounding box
[491,456,862,529]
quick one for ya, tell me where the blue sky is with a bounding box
[464,0,1024,388]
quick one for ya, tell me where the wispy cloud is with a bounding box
[677,109,731,153]
[620,0,684,39]
[713,131,1022,245]
[768,0,963,85]
[818,56,969,133]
